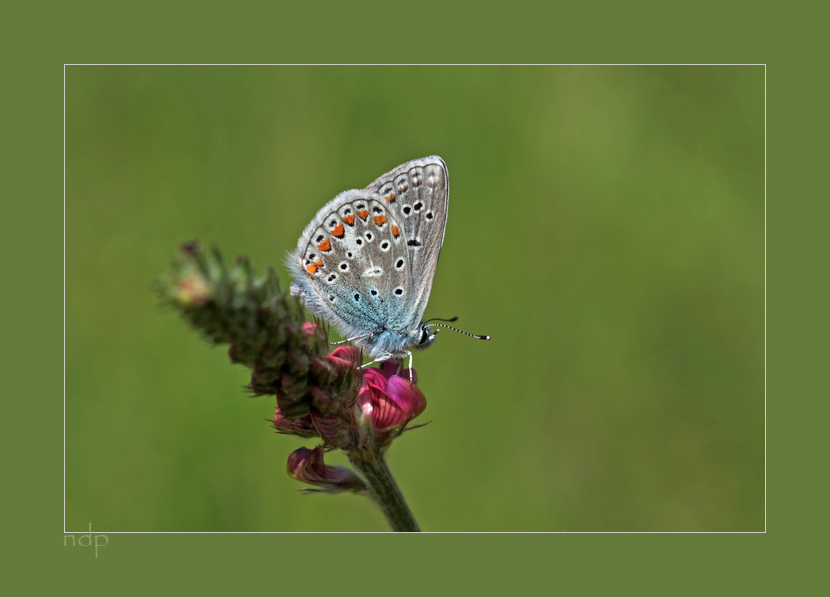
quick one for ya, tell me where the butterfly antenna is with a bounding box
[424,316,459,324]
[425,323,490,340]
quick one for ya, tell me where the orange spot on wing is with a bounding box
[357,210,369,220]
[315,259,323,267]
[385,193,396,202]
[306,263,317,274]
[391,225,400,238]
[373,214,387,226]
[317,239,331,251]
[343,214,355,225]
[331,223,345,237]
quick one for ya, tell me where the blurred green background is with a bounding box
[65,66,764,532]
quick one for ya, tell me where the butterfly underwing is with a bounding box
[287,156,449,363]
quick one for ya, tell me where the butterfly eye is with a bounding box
[379,241,390,252]
[413,201,423,212]
[339,262,349,272]
[365,232,373,242]
[425,211,434,220]
[393,287,404,296]
[370,289,378,297]
[401,205,412,217]
[395,258,405,271]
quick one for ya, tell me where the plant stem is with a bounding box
[350,450,420,532]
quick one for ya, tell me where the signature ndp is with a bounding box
[64,523,108,558]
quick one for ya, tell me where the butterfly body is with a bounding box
[287,156,449,362]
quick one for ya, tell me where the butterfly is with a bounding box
[287,156,487,371]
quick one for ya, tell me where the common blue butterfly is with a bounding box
[288,156,486,370]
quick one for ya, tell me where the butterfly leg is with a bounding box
[405,351,414,384]
[360,352,395,369]
[329,334,370,346]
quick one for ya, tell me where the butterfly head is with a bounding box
[414,323,439,351]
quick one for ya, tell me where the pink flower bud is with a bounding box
[301,322,320,337]
[358,367,426,441]
[272,407,318,438]
[286,446,365,493]
[324,346,362,371]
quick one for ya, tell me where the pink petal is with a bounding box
[371,392,407,430]
[362,367,391,391]
[386,376,427,419]
[326,346,361,368]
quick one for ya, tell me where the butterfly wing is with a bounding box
[287,189,415,346]
[365,156,449,327]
